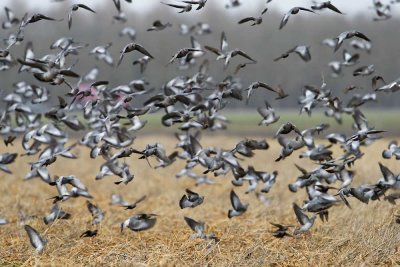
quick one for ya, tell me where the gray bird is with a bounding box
[184,216,218,241]
[121,195,147,210]
[257,101,280,126]
[43,204,71,225]
[311,1,343,14]
[274,45,311,62]
[279,7,315,29]
[147,20,172,31]
[68,4,96,29]
[293,203,316,234]
[228,190,249,218]
[121,213,157,232]
[87,201,105,225]
[179,189,204,209]
[24,225,47,254]
[238,7,268,26]
[117,43,154,66]
[334,30,370,52]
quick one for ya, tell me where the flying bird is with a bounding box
[279,7,315,30]
[117,43,154,66]
[68,4,96,29]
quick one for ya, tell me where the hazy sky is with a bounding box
[2,0,396,16]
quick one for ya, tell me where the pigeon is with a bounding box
[279,7,315,30]
[24,225,47,254]
[121,213,157,232]
[311,1,343,14]
[184,216,218,241]
[68,4,96,29]
[274,45,311,62]
[293,203,316,234]
[87,201,105,225]
[270,222,293,238]
[228,190,249,218]
[80,229,98,238]
[179,189,204,209]
[333,30,370,52]
[117,43,154,66]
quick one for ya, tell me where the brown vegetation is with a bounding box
[0,135,399,266]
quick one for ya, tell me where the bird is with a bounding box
[270,222,293,238]
[238,7,268,26]
[87,201,105,225]
[333,30,370,52]
[24,225,47,254]
[279,7,315,30]
[205,31,256,68]
[293,203,316,234]
[43,204,71,224]
[275,122,302,136]
[147,20,172,31]
[257,101,280,126]
[80,229,98,238]
[179,189,204,209]
[182,0,208,10]
[68,4,96,29]
[311,1,343,14]
[120,195,147,209]
[184,216,218,241]
[274,45,311,62]
[228,190,249,218]
[161,2,193,13]
[121,213,157,232]
[23,13,62,26]
[117,43,154,66]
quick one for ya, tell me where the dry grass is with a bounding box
[0,135,399,266]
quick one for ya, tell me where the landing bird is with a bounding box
[121,213,157,232]
[270,222,293,238]
[184,216,218,241]
[24,225,47,254]
[228,190,249,218]
[179,189,204,209]
[293,203,316,234]
[87,201,105,225]
[68,4,95,29]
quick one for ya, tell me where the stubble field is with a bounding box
[0,135,399,266]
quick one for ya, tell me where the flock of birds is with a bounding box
[0,0,400,255]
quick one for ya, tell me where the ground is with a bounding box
[0,135,399,266]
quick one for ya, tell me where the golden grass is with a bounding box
[0,135,399,266]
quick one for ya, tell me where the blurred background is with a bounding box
[1,0,400,109]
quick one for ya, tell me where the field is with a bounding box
[1,134,399,266]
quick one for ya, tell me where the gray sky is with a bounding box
[3,0,395,16]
